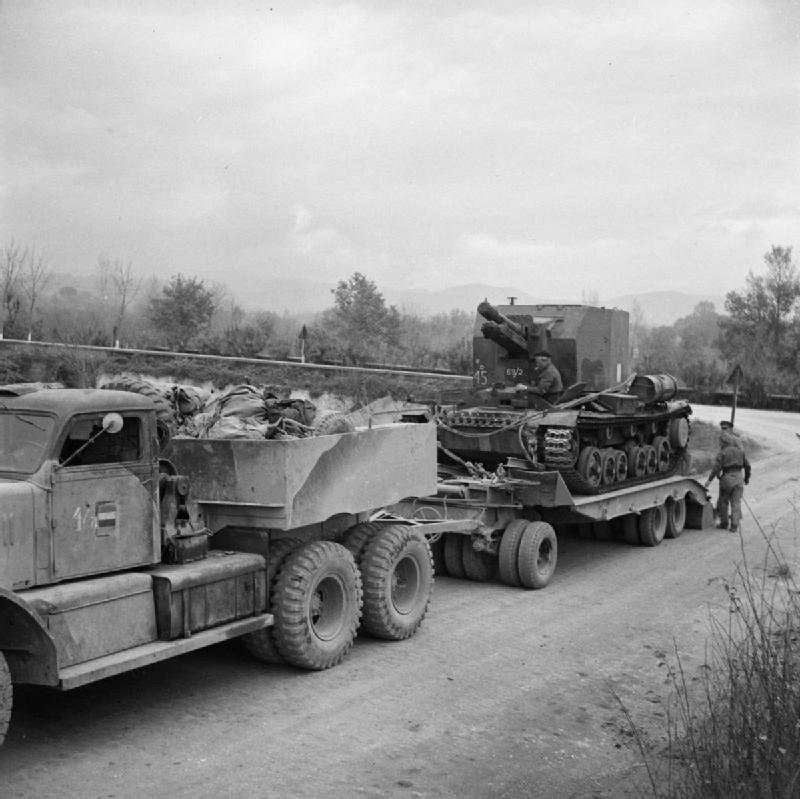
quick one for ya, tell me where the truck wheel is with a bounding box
[638,505,668,546]
[272,541,362,670]
[622,514,640,545]
[360,525,433,640]
[498,519,528,586]
[443,534,466,578]
[462,539,495,582]
[343,522,380,562]
[0,652,11,747]
[429,535,447,576]
[665,497,687,539]
[517,522,557,589]
[242,537,301,664]
[313,412,355,436]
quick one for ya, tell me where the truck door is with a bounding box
[50,412,160,582]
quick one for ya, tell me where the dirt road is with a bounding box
[2,404,798,799]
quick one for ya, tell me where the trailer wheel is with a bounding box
[638,505,668,547]
[498,519,527,586]
[462,538,495,582]
[272,541,362,670]
[443,534,466,578]
[665,497,687,539]
[343,522,380,562]
[622,514,640,545]
[360,525,433,640]
[592,520,614,541]
[517,522,557,589]
[0,652,11,747]
[242,537,301,664]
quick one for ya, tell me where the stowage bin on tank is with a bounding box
[436,302,692,494]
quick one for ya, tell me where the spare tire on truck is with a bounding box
[99,377,175,451]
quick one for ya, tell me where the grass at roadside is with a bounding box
[622,522,800,798]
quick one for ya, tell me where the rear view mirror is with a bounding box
[102,413,124,434]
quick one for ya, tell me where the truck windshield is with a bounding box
[0,411,56,473]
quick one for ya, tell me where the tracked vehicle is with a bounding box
[436,301,692,494]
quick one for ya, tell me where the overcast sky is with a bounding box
[1,1,798,309]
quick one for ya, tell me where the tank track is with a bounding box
[539,407,690,495]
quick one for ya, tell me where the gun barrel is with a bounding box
[477,301,525,336]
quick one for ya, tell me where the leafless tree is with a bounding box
[0,240,24,339]
[97,255,141,347]
[19,245,52,341]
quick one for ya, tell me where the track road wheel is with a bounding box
[272,541,362,670]
[443,534,466,579]
[643,445,658,476]
[0,652,11,747]
[622,514,640,545]
[668,416,690,450]
[665,497,687,539]
[628,446,646,478]
[498,519,528,586]
[653,436,671,473]
[577,447,602,489]
[638,505,668,547]
[343,522,380,562]
[517,522,557,589]
[462,538,495,582]
[614,451,628,483]
[242,537,301,664]
[359,525,433,640]
[600,449,617,486]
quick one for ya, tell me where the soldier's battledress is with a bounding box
[708,431,751,531]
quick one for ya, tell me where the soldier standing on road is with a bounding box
[704,426,751,533]
[516,350,563,404]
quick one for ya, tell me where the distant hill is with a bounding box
[604,292,726,327]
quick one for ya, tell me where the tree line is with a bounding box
[1,239,797,402]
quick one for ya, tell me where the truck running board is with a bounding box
[57,614,273,690]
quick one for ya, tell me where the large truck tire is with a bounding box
[343,522,381,562]
[429,535,447,576]
[461,539,495,582]
[359,525,433,640]
[0,652,11,747]
[498,519,527,586]
[272,541,362,670]
[100,377,174,450]
[638,504,668,546]
[517,522,558,589]
[313,412,355,436]
[242,537,301,665]
[665,497,687,539]
[443,534,466,578]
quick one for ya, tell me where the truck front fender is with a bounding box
[0,588,58,686]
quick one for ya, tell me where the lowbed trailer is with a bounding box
[385,463,714,588]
